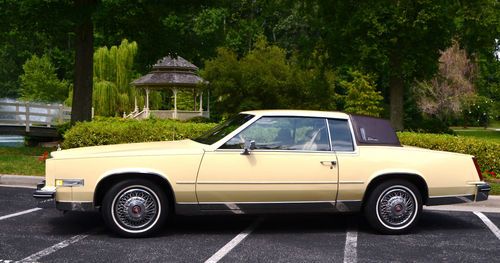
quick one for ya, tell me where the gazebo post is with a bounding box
[207,89,210,118]
[193,88,197,111]
[173,88,178,119]
[199,91,203,114]
[145,88,150,118]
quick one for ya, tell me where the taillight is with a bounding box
[472,157,483,181]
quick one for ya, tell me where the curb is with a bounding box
[0,174,43,187]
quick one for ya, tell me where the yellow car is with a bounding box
[34,110,490,237]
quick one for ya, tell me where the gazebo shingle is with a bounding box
[131,55,206,88]
[132,72,204,87]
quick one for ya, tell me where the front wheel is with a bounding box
[364,180,422,234]
[102,179,168,237]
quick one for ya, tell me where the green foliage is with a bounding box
[19,54,70,102]
[93,39,146,116]
[461,95,495,127]
[62,117,217,149]
[340,70,383,117]
[202,36,336,118]
[398,132,499,177]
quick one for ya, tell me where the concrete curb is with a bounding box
[0,174,43,187]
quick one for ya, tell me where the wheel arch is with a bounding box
[94,169,176,212]
[362,172,429,209]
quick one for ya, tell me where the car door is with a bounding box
[196,116,339,211]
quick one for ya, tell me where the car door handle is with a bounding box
[320,160,337,166]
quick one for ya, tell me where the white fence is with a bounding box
[0,101,71,132]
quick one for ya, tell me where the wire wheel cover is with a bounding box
[113,187,159,229]
[377,187,416,227]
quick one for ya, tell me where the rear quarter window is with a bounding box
[349,115,401,146]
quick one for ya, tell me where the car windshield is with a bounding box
[193,114,254,145]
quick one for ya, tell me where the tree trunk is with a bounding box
[71,0,96,124]
[389,55,404,131]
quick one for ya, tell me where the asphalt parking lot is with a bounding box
[1,186,499,262]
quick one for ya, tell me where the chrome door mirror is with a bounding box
[241,140,255,155]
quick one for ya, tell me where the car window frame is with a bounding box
[215,115,354,153]
[327,118,356,153]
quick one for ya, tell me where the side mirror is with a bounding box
[241,140,255,155]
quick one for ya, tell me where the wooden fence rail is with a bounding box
[0,101,71,132]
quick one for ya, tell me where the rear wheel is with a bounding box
[102,179,168,237]
[364,180,422,234]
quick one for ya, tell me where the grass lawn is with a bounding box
[490,182,500,195]
[0,147,54,176]
[451,127,500,143]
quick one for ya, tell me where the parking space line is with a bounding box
[473,211,500,240]
[343,226,358,263]
[18,233,90,262]
[204,217,263,263]
[0,208,41,221]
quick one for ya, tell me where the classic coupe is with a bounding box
[34,110,490,237]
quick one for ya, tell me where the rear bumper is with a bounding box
[427,183,490,206]
[476,183,490,202]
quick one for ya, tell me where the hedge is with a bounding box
[398,132,499,178]
[62,117,217,149]
[62,120,498,178]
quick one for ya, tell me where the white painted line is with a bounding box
[0,260,15,263]
[343,226,358,263]
[18,234,89,262]
[205,218,263,263]
[0,208,41,221]
[474,211,500,240]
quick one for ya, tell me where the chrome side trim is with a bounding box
[174,200,363,215]
[338,181,364,184]
[176,181,196,184]
[427,195,474,206]
[199,200,337,204]
[196,181,338,185]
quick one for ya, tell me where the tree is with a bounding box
[413,42,476,123]
[19,54,70,103]
[93,39,159,116]
[202,37,312,117]
[341,70,384,117]
[71,0,97,123]
[317,0,458,130]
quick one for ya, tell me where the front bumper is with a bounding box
[32,180,95,211]
[33,180,56,208]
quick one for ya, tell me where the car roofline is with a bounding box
[240,109,350,119]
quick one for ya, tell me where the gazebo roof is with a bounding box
[131,55,206,88]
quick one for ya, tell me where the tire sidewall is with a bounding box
[365,180,422,234]
[102,179,168,237]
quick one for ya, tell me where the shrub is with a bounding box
[62,117,216,149]
[398,132,499,178]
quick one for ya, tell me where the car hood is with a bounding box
[51,139,207,159]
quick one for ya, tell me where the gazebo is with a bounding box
[126,55,209,120]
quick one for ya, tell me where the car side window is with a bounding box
[328,119,354,151]
[220,116,330,151]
